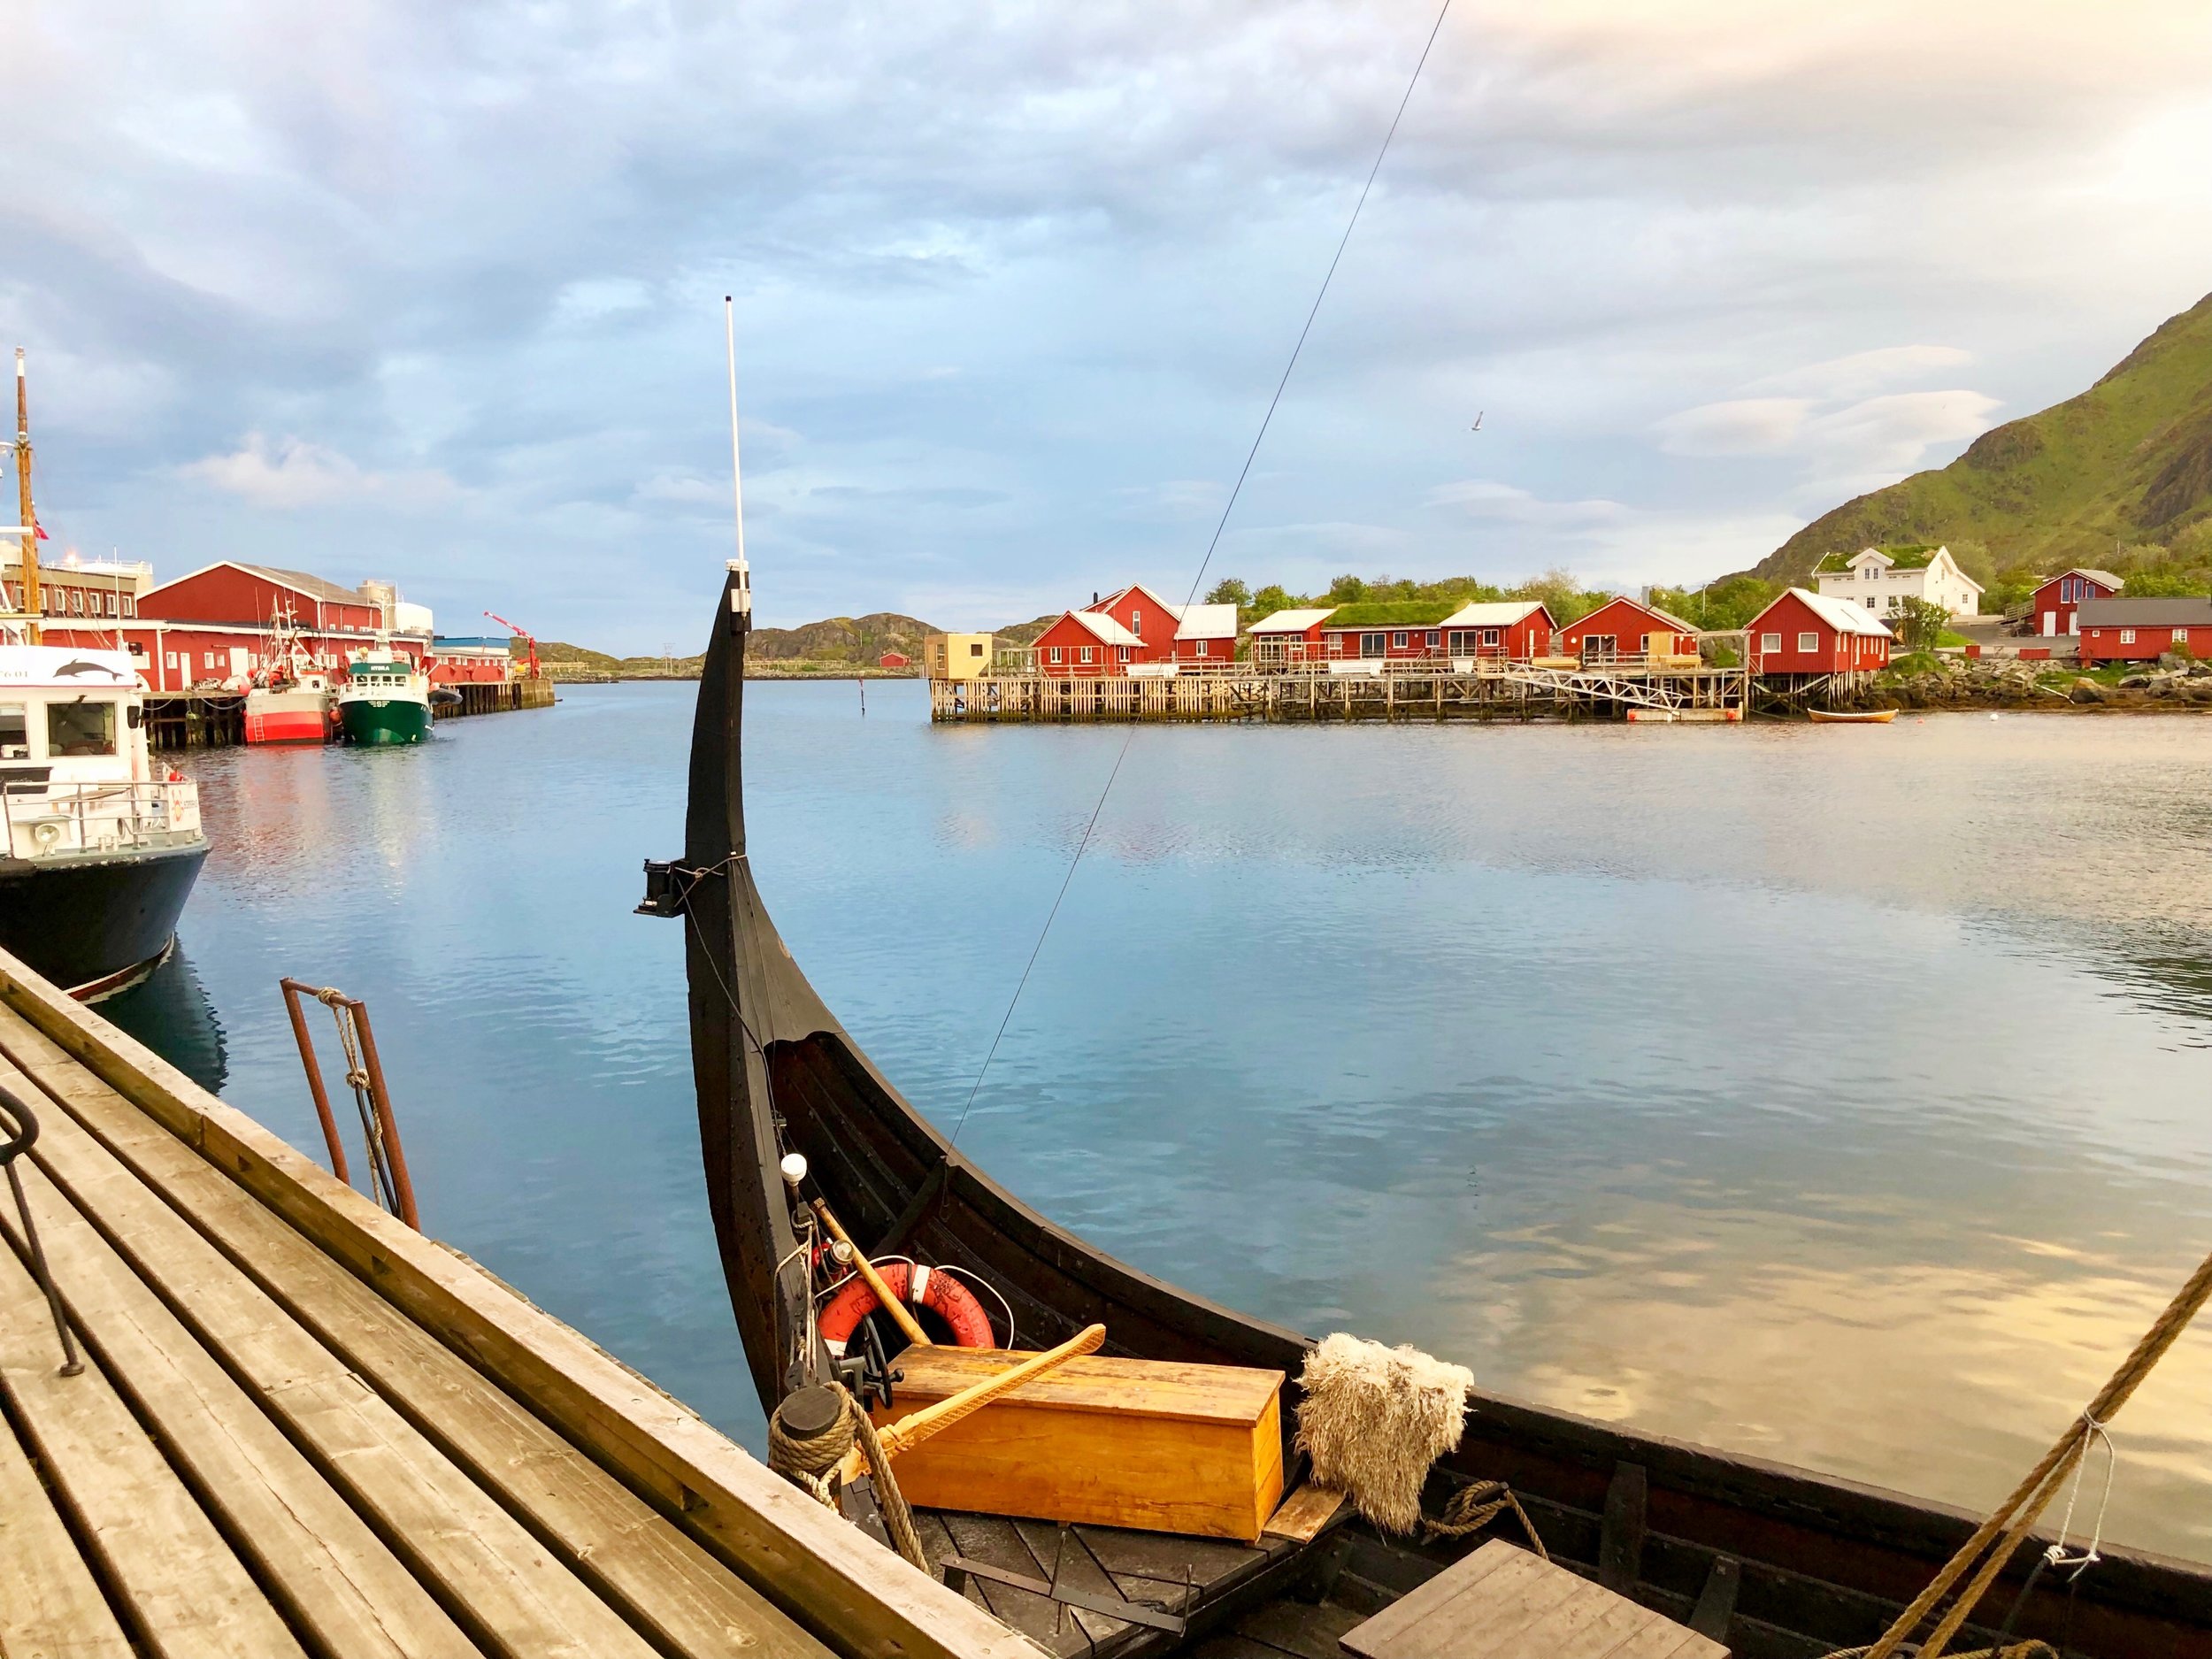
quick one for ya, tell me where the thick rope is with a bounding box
[1421,1479,1549,1561]
[1842,1243,2212,1659]
[766,1384,928,1574]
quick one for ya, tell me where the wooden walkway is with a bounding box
[0,948,1032,1659]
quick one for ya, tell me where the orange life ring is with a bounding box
[818,1261,995,1355]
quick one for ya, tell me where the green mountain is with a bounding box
[1755,291,2212,586]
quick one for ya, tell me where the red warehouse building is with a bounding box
[1557,596,1698,663]
[2077,597,2212,662]
[1438,600,1556,661]
[1747,588,1893,677]
[2029,569,2120,637]
[1033,609,1141,676]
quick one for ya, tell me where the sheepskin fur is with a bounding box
[1294,1333,1473,1533]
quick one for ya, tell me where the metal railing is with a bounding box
[2,779,202,860]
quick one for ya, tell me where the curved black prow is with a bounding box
[646,569,1311,1421]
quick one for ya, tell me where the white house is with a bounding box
[1812,545,1982,621]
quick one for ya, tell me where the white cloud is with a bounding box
[179,434,459,511]
[1653,398,1812,457]
[1752,345,1974,400]
[1425,480,1628,525]
[1653,386,2001,501]
[1800,388,2001,486]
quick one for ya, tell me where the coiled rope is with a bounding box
[767,1381,928,1574]
[1422,1479,1548,1560]
[1835,1241,2212,1659]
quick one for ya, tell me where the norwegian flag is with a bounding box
[32,517,47,540]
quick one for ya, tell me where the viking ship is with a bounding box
[641,561,2212,1659]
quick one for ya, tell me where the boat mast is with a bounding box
[14,349,39,646]
[724,296,750,627]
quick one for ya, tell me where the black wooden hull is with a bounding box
[673,572,2212,1657]
[0,840,207,1000]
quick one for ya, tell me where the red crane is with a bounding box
[483,611,542,678]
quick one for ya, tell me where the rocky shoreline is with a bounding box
[1842,656,2212,713]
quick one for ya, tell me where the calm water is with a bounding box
[111,683,2212,1562]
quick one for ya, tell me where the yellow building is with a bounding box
[924,632,995,680]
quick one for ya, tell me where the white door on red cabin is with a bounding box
[2042,611,2055,634]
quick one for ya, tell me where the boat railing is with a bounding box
[2,778,202,860]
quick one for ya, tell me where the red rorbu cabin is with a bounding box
[1746,588,1893,677]
[2029,569,2120,638]
[878,650,911,669]
[1033,610,1141,676]
[2076,597,2212,663]
[1556,596,1698,664]
[1315,602,1457,662]
[1245,608,1336,668]
[1078,584,1236,665]
[1437,601,1555,662]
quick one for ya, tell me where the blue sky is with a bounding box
[10,1,2212,650]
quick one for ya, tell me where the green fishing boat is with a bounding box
[334,646,433,746]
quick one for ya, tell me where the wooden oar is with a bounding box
[837,1323,1106,1486]
[811,1197,932,1348]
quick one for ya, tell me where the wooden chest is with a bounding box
[871,1347,1286,1542]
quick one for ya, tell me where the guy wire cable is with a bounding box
[946,0,1457,1148]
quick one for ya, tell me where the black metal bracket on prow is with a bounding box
[635,859,697,918]
[833,1312,901,1414]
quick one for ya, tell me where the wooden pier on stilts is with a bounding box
[929,659,1753,725]
[0,945,1027,1659]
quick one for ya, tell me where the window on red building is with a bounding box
[1797,632,1817,652]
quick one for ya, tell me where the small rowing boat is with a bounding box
[1808,708,1897,724]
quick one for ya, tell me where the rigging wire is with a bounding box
[946,0,1456,1148]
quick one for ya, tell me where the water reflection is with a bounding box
[136,684,2212,1564]
[102,947,228,1094]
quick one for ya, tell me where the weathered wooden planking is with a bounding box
[1232,1598,1367,1659]
[0,1010,827,1659]
[0,1049,663,1659]
[0,1401,134,1659]
[1340,1540,1727,1659]
[0,956,1033,1659]
[1263,1484,1350,1544]
[0,1153,476,1659]
[879,1346,1285,1541]
[0,1233,308,1659]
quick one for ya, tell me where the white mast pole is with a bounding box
[725,296,751,618]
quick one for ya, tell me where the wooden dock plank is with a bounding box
[0,1154,479,1659]
[0,1049,661,1659]
[0,1401,134,1659]
[0,1230,308,1659]
[0,963,1039,1659]
[0,1013,828,1659]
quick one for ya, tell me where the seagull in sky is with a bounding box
[1471,411,1484,432]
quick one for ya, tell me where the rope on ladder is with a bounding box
[314,987,396,1217]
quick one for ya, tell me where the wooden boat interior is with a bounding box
[649,565,2212,1659]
